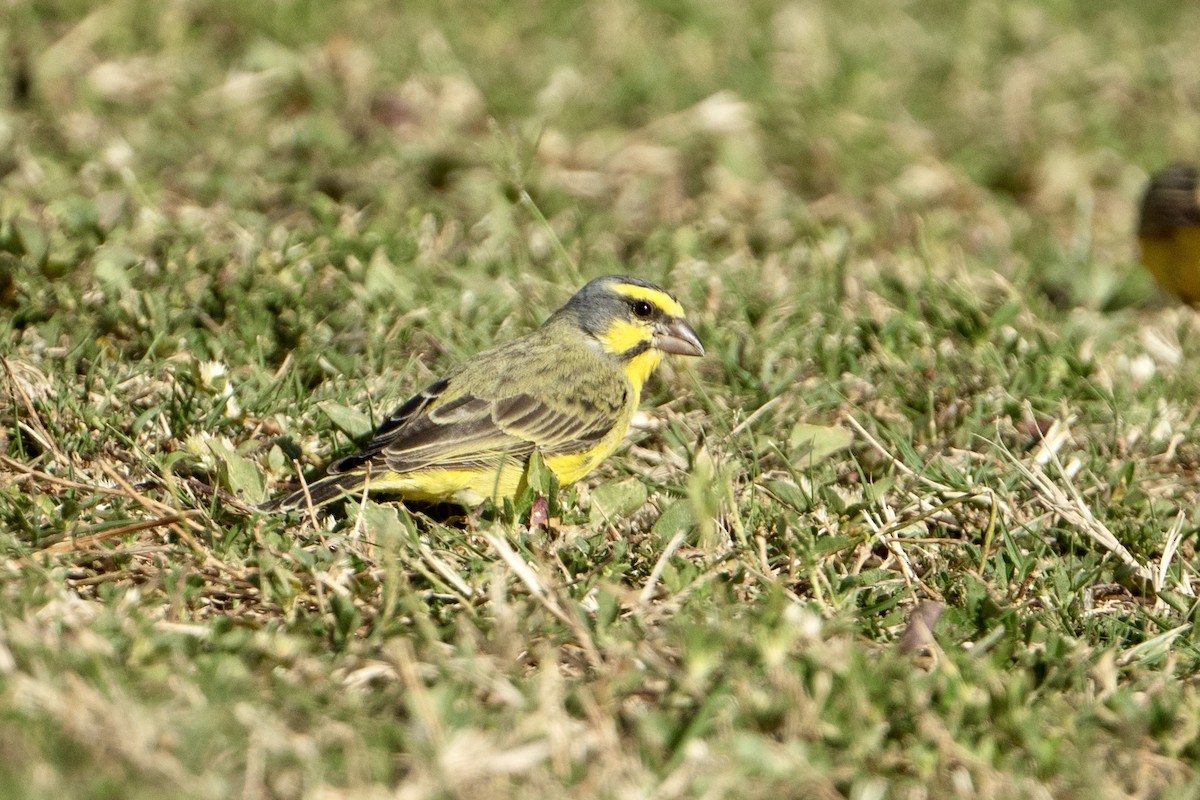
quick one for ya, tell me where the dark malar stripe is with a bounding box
[619,340,652,361]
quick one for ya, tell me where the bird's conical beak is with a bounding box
[654,318,705,357]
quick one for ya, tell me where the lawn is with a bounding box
[4,1,1200,797]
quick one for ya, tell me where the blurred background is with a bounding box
[6,0,1192,320]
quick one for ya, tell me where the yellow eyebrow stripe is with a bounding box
[610,283,685,318]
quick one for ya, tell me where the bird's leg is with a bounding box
[528,496,550,530]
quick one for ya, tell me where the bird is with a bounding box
[263,275,704,512]
[1137,163,1200,305]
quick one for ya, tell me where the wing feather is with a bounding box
[329,333,630,478]
[331,387,626,476]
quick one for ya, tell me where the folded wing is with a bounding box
[330,384,626,475]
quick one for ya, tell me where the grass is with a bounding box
[4,0,1200,797]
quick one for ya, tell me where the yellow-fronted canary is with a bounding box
[264,275,704,511]
[1138,164,1200,304]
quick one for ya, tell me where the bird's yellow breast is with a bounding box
[622,349,664,393]
[1141,227,1200,305]
[544,397,637,486]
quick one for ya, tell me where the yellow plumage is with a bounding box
[1138,164,1200,305]
[263,275,704,512]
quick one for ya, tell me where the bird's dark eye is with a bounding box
[632,300,654,319]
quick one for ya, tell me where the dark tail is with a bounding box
[259,472,367,513]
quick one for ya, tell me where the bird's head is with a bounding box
[1139,164,1200,238]
[554,275,704,389]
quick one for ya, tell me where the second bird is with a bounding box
[264,275,704,512]
[1138,163,1200,305]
